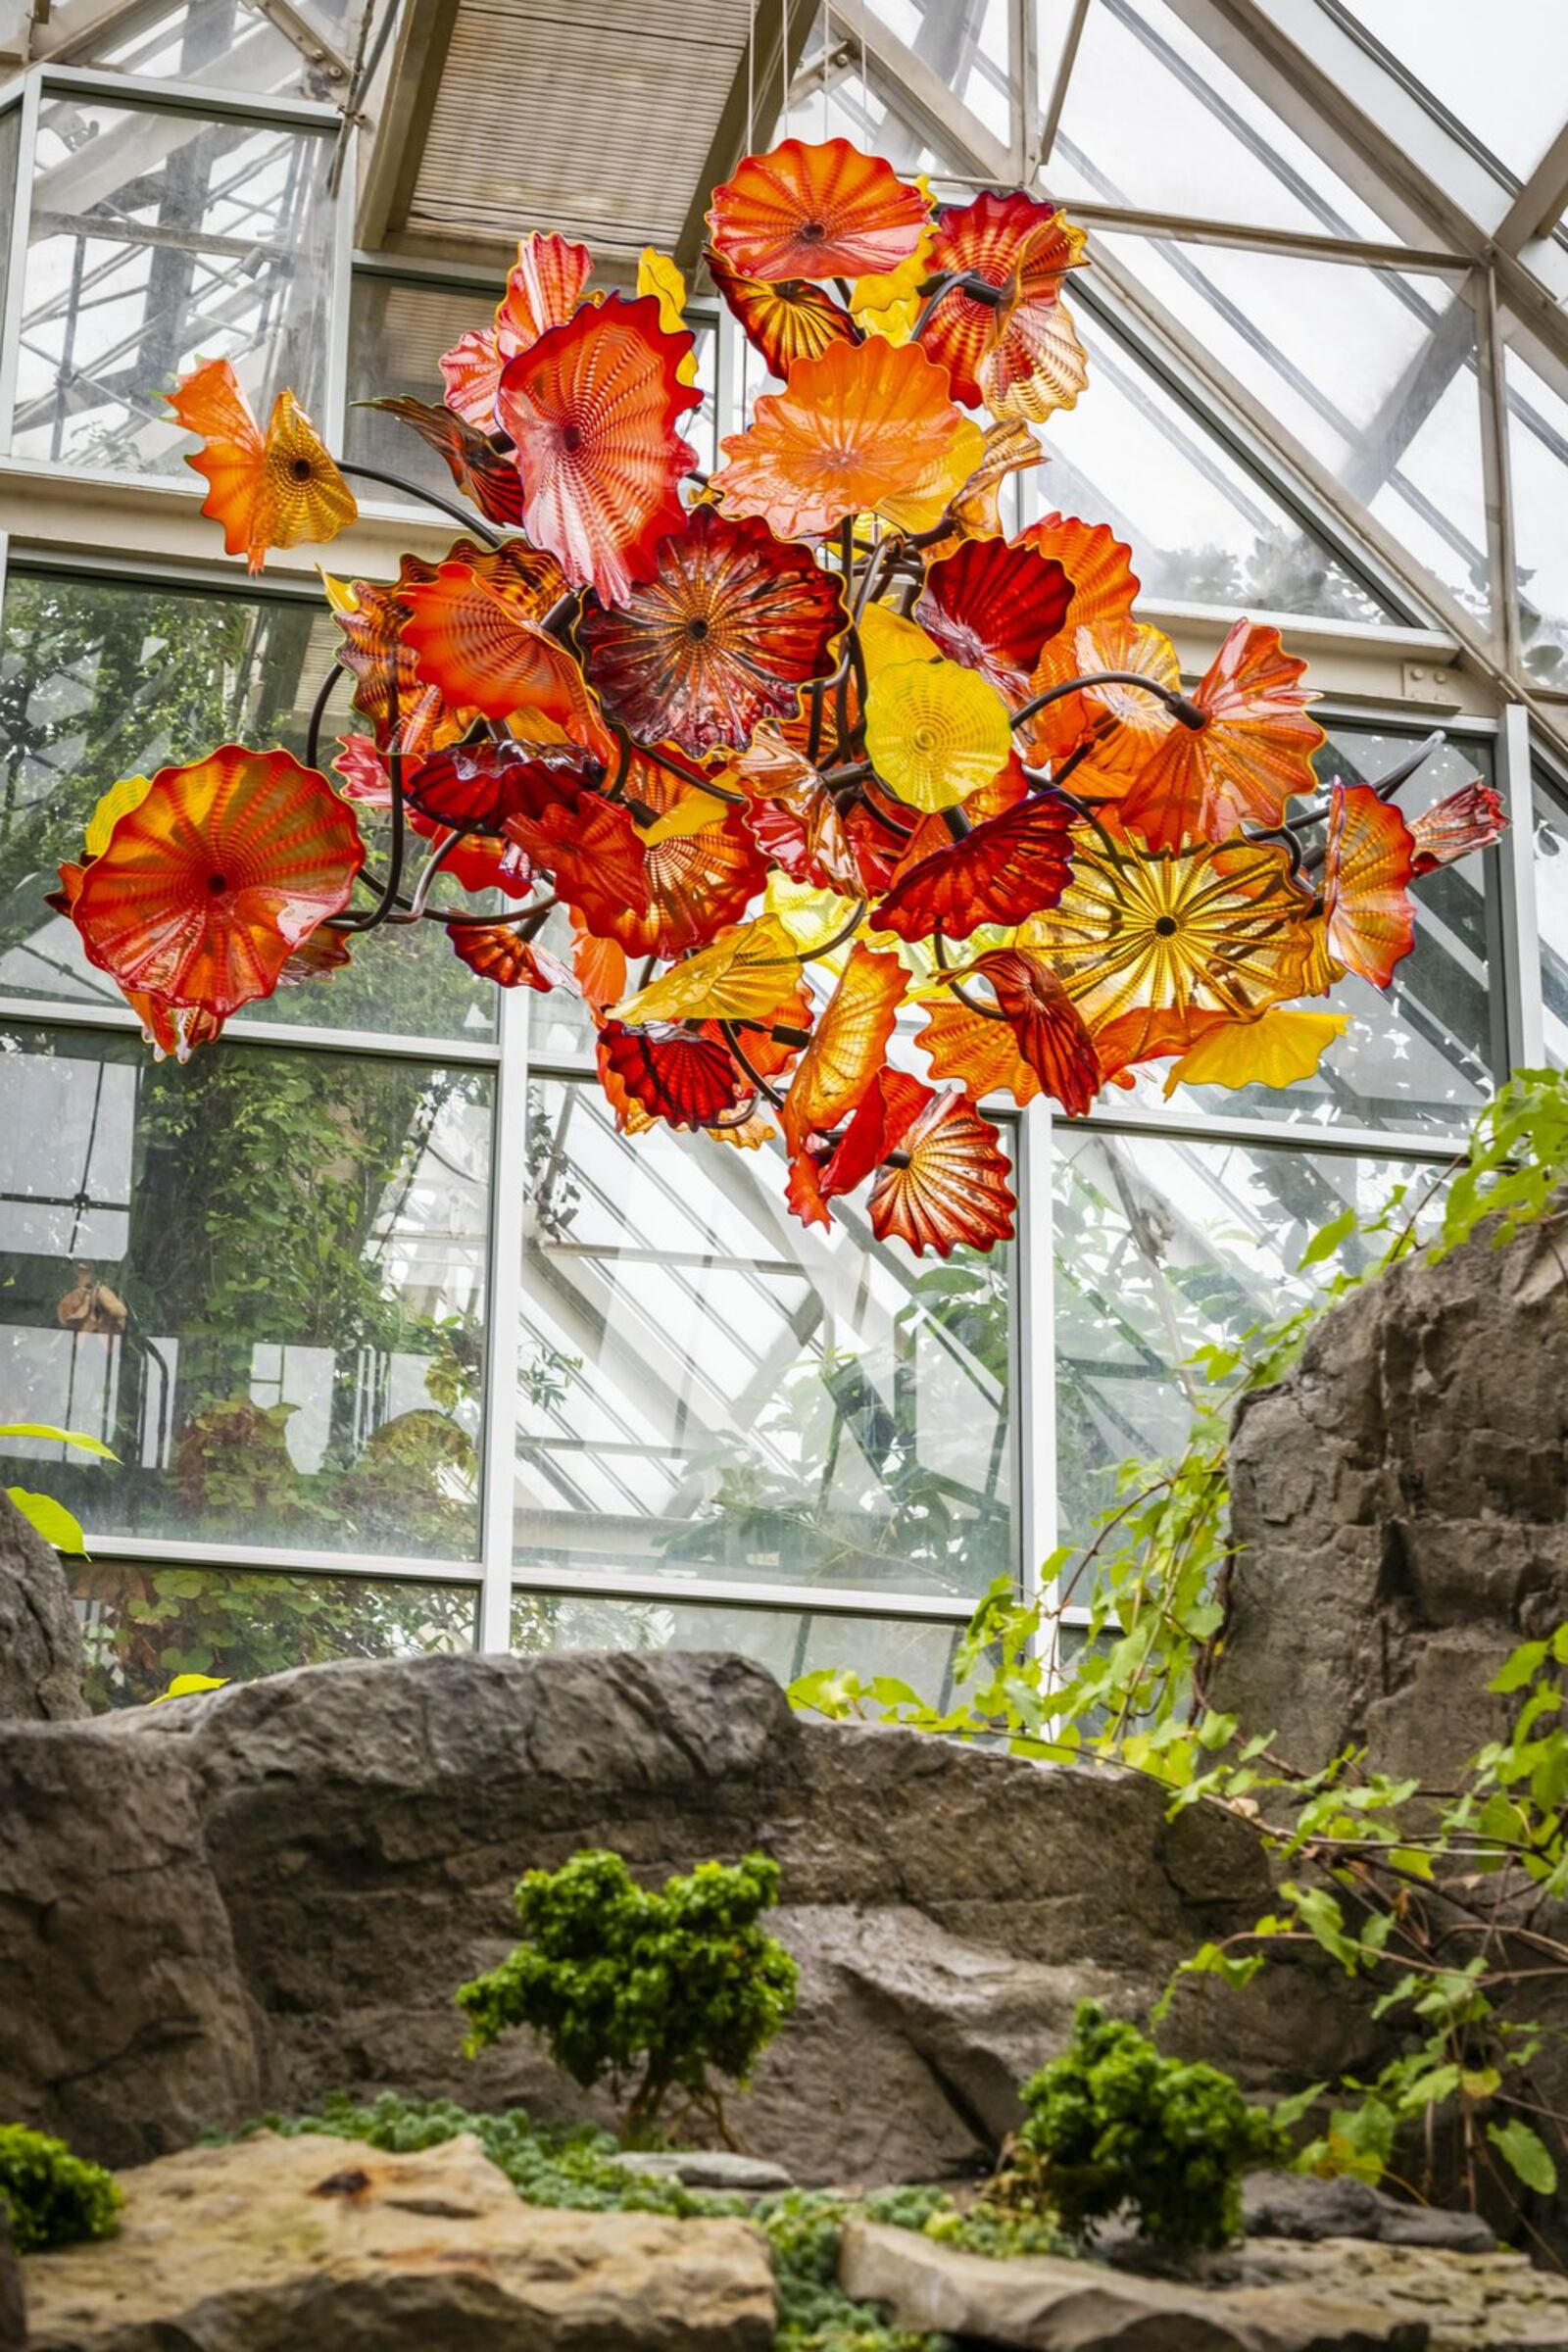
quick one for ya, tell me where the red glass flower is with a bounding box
[577,507,846,755]
[496,294,702,605]
[598,1021,750,1130]
[361,396,526,527]
[965,948,1102,1117]
[1409,780,1506,875]
[69,746,365,1016]
[866,1084,1016,1255]
[708,139,927,281]
[873,789,1074,941]
[440,229,594,430]
[450,925,575,990]
[915,537,1072,700]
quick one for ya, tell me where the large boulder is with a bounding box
[0,1490,85,1722]
[21,2131,774,2351]
[0,1648,1365,2182]
[1214,1212,1568,1785]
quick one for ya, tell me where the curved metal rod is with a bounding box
[932,931,1007,1022]
[1011,669,1206,734]
[306,658,347,775]
[718,1019,785,1109]
[337,459,506,550]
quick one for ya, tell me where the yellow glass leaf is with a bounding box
[763,870,862,956]
[850,187,935,346]
[612,914,797,1024]
[84,773,154,858]
[877,413,987,535]
[1162,1008,1350,1098]
[859,600,941,687]
[318,567,360,616]
[865,656,1012,812]
[635,783,730,844]
[638,247,699,385]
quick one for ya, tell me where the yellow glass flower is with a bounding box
[1161,1006,1350,1097]
[865,656,1011,812]
[611,912,797,1023]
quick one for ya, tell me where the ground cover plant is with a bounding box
[457,1847,799,2146]
[795,1066,1568,2237]
[0,2124,122,2255]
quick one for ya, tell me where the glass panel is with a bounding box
[792,0,1009,157]
[1094,237,1489,623]
[0,1024,490,1556]
[511,1587,962,1700]
[515,1078,1013,1603]
[1033,306,1396,621]
[14,97,332,472]
[1534,768,1568,1069]
[1507,347,1568,690]
[1048,0,1401,238]
[1338,2,1568,183]
[1053,1129,1447,1547]
[1137,728,1496,1137]
[77,0,351,101]
[74,1558,475,1711]
[0,103,20,337]
[0,571,497,1040]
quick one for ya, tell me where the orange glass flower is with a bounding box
[399,561,605,751]
[708,139,928,282]
[169,359,356,574]
[1117,619,1324,851]
[1322,782,1416,988]
[915,537,1071,699]
[705,248,858,377]
[496,294,702,605]
[780,944,906,1153]
[711,337,983,540]
[866,1084,1016,1256]
[450,924,575,991]
[944,419,1045,544]
[921,192,1088,417]
[918,997,1041,1108]
[69,746,365,1017]
[576,507,846,755]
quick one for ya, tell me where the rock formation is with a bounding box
[0,1648,1368,2183]
[1214,1209,1568,1787]
[21,2131,775,2352]
[0,1489,86,1723]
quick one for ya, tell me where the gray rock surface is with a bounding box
[0,1647,1363,2181]
[21,2130,775,2351]
[1240,2172,1496,2253]
[838,2219,1428,2350]
[1215,1210,1568,1786]
[0,1489,85,1723]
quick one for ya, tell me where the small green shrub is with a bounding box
[1015,2001,1286,2251]
[456,1847,800,2145]
[0,2124,122,2254]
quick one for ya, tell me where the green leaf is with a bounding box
[0,1422,117,1459]
[1298,1207,1358,1268]
[7,1488,86,1553]
[1491,1641,1549,1695]
[1488,2118,1559,2196]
